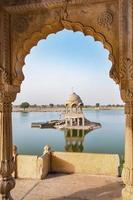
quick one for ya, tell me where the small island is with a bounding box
[32,92,101,131]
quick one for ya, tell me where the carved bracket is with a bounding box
[0,85,20,103]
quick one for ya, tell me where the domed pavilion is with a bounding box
[64,92,85,127]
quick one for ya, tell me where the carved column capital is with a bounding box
[0,85,20,104]
[120,89,133,104]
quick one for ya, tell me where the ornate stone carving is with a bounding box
[0,66,9,84]
[121,89,133,104]
[0,84,20,104]
[120,58,128,80]
[0,91,16,104]
[97,11,113,30]
[109,66,120,84]
[13,19,118,86]
[0,176,15,200]
[1,159,14,177]
[0,99,16,199]
[1,12,11,85]
[13,16,30,33]
[126,58,133,80]
[120,58,133,80]
[61,1,68,21]
[126,89,133,100]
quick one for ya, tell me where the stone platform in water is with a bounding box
[31,118,101,130]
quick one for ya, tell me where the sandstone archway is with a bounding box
[0,1,133,199]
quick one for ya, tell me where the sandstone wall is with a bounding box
[51,152,120,176]
[16,153,50,179]
[15,152,120,179]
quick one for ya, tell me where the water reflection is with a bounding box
[63,129,90,152]
[13,110,124,155]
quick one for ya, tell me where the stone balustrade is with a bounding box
[12,145,51,179]
[12,145,120,179]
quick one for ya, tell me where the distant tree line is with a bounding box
[18,102,65,109]
[17,102,124,109]
[84,103,124,108]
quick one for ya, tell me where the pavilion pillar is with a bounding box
[70,118,73,126]
[77,118,80,126]
[122,102,133,200]
[70,129,73,137]
[77,129,80,137]
[82,117,85,126]
[65,119,68,126]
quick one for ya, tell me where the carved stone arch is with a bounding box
[12,19,119,88]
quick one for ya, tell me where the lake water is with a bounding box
[12,109,125,156]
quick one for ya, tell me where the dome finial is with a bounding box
[72,86,74,93]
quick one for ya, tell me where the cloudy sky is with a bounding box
[14,29,123,105]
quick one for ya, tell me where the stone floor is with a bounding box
[2,174,124,200]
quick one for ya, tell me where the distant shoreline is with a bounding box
[12,106,124,112]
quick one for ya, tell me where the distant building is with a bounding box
[64,92,85,128]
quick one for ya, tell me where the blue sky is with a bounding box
[14,29,123,105]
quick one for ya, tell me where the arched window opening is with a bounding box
[13,29,124,159]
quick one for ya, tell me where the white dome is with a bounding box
[65,92,83,107]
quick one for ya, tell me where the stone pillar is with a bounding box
[0,101,15,200]
[77,118,80,126]
[70,129,73,137]
[13,145,18,179]
[82,117,85,126]
[122,102,133,200]
[70,118,73,126]
[77,129,80,137]
[65,119,68,126]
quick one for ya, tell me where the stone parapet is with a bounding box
[13,151,120,179]
[51,152,120,177]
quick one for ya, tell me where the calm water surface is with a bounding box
[12,109,125,156]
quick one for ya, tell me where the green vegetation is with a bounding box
[13,103,124,111]
[49,103,54,108]
[119,155,125,177]
[20,102,30,110]
[96,103,100,108]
